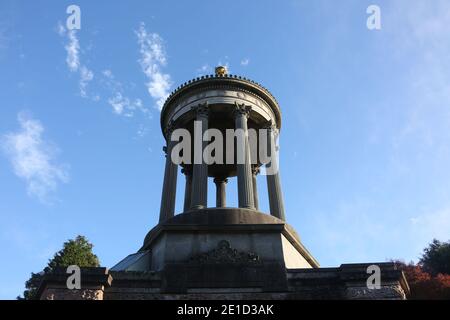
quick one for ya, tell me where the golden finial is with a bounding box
[215,66,227,76]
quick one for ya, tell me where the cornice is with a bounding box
[160,74,282,134]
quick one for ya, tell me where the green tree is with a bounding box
[419,239,450,276]
[18,235,100,300]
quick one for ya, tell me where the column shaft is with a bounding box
[190,104,209,210]
[252,168,260,211]
[266,126,286,220]
[159,134,178,223]
[182,169,192,212]
[235,104,255,209]
[214,177,228,208]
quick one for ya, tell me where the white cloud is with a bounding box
[56,23,150,136]
[65,30,80,72]
[58,23,95,99]
[101,69,149,117]
[57,22,66,37]
[102,69,113,79]
[240,58,250,66]
[136,23,172,111]
[108,93,126,115]
[108,92,145,117]
[101,69,122,91]
[1,113,69,203]
[136,124,149,138]
[79,66,94,98]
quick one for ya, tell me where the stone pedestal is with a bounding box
[138,209,318,274]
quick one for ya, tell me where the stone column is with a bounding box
[182,168,192,212]
[234,103,255,209]
[265,124,286,220]
[190,103,209,210]
[159,122,178,223]
[252,167,260,211]
[214,177,228,208]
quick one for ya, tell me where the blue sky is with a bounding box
[1,0,450,299]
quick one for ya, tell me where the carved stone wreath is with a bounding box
[189,240,260,265]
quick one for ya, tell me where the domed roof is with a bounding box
[160,70,282,132]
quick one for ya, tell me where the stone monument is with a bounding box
[37,67,409,300]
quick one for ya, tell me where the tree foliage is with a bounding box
[419,239,450,276]
[19,235,100,300]
[395,238,450,300]
[397,261,450,300]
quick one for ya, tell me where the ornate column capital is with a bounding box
[234,102,252,118]
[164,120,176,139]
[252,166,260,176]
[213,176,229,185]
[181,167,192,176]
[263,120,277,131]
[234,102,255,210]
[263,120,280,152]
[191,102,209,117]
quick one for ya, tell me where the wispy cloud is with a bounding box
[108,92,144,117]
[79,66,94,98]
[58,23,94,99]
[65,29,80,72]
[1,113,69,204]
[101,69,149,117]
[240,58,250,66]
[135,23,172,111]
[57,24,148,119]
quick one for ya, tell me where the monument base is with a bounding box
[137,209,319,271]
[37,263,409,300]
[36,209,409,300]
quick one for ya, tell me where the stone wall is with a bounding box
[37,263,409,300]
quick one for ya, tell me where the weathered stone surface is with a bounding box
[42,288,104,300]
[140,209,319,271]
[37,263,409,300]
[189,240,260,264]
[37,267,112,300]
